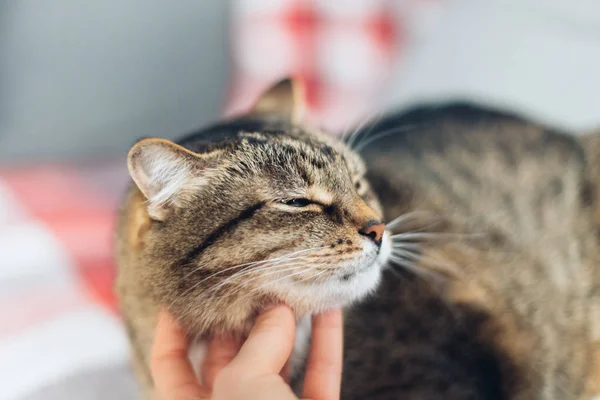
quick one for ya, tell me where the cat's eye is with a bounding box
[354,181,361,190]
[281,198,311,207]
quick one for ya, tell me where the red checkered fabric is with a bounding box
[225,0,444,132]
[0,163,130,399]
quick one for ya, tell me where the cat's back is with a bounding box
[359,102,588,248]
[343,103,596,399]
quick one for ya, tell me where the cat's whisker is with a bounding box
[240,268,309,297]
[211,260,297,288]
[205,247,329,294]
[251,261,325,287]
[258,262,325,288]
[408,219,450,235]
[348,111,384,151]
[344,119,366,148]
[345,110,382,149]
[385,210,439,230]
[338,115,358,141]
[208,261,312,296]
[418,251,463,277]
[392,247,461,278]
[388,255,444,283]
[293,267,330,285]
[204,253,318,291]
[391,242,421,251]
[354,124,423,152]
[164,247,328,317]
[388,255,426,276]
[199,246,327,279]
[180,245,327,283]
[214,258,328,297]
[180,257,266,282]
[391,248,420,260]
[208,262,310,297]
[235,263,327,301]
[386,254,460,320]
[391,232,480,242]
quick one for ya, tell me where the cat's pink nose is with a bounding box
[359,221,385,244]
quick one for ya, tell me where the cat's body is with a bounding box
[341,104,600,399]
[116,81,600,399]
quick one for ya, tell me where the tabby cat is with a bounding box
[116,79,600,399]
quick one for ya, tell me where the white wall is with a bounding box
[386,0,600,132]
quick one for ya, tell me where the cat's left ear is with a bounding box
[127,138,219,220]
[249,77,306,123]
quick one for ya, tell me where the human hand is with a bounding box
[150,305,343,400]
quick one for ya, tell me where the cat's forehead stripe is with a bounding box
[236,132,341,168]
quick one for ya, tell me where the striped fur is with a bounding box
[116,80,387,397]
[116,80,600,399]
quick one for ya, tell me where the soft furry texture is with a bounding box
[116,80,387,397]
[116,80,600,399]
[338,104,600,399]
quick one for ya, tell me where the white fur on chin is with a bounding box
[287,231,391,378]
[188,232,392,384]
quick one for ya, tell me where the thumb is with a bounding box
[228,305,296,375]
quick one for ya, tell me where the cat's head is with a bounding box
[127,79,390,333]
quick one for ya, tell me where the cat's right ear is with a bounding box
[249,77,306,123]
[127,138,217,221]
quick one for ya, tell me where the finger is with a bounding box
[302,309,343,400]
[280,359,291,383]
[201,335,242,390]
[213,373,297,400]
[150,310,209,399]
[228,305,296,375]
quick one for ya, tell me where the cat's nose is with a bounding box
[359,220,385,245]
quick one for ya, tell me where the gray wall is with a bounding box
[0,0,230,162]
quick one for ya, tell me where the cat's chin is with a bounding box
[275,232,392,316]
[183,233,392,337]
[300,261,382,313]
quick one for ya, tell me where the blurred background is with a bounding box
[1,0,599,399]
